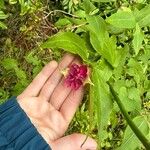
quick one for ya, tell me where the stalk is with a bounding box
[107,82,150,149]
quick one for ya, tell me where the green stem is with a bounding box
[107,82,150,150]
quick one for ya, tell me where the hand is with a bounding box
[17,54,97,150]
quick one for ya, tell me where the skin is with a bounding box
[17,54,97,150]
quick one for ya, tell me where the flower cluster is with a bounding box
[64,63,88,90]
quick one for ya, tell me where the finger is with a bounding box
[39,53,75,101]
[18,61,58,98]
[50,133,97,150]
[50,59,81,110]
[60,86,84,124]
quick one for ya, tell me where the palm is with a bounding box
[18,97,67,141]
[17,54,96,150]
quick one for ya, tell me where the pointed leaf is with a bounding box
[41,32,89,61]
[118,87,141,113]
[83,0,98,14]
[135,4,150,21]
[87,15,118,67]
[91,66,113,143]
[106,10,136,29]
[54,18,71,28]
[135,4,150,27]
[133,24,144,55]
[120,116,150,150]
[138,14,150,27]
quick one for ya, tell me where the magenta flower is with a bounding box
[64,63,88,90]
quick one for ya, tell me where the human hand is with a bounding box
[17,54,97,150]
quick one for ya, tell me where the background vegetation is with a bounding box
[0,0,150,150]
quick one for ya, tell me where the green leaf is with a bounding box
[9,0,17,4]
[41,32,89,61]
[74,10,86,18]
[0,0,4,9]
[0,21,7,29]
[106,10,136,28]
[135,4,150,27]
[107,24,125,34]
[1,58,18,70]
[87,15,118,67]
[83,0,98,14]
[54,18,71,28]
[86,15,107,39]
[15,68,27,80]
[135,4,150,21]
[138,14,150,27]
[25,52,41,66]
[97,59,113,81]
[132,24,144,55]
[118,87,141,113]
[0,11,8,19]
[127,58,145,85]
[120,116,150,150]
[91,66,113,144]
[19,0,31,16]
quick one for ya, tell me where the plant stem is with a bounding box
[107,82,150,150]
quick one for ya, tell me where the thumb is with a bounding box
[50,133,97,150]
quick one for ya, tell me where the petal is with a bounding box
[69,64,79,76]
[74,79,83,90]
[79,65,87,79]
